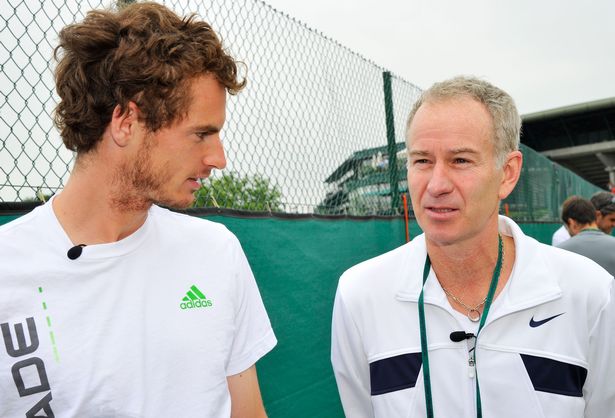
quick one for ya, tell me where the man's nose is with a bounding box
[204,135,227,170]
[426,162,453,196]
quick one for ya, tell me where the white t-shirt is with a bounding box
[551,224,570,246]
[0,201,277,417]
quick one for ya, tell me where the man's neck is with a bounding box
[579,223,600,233]
[425,226,515,309]
[52,159,149,245]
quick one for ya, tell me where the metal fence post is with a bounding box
[383,71,400,214]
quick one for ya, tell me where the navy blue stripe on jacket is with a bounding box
[370,352,422,396]
[521,353,587,397]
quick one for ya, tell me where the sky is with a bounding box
[2,0,613,205]
[262,0,615,115]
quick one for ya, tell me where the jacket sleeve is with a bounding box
[331,285,374,418]
[583,279,615,417]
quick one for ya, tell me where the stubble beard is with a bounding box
[110,141,192,212]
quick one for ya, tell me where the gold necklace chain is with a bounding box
[440,286,487,322]
[440,234,505,322]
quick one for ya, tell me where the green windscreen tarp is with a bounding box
[203,214,560,417]
[0,211,562,416]
[208,215,407,417]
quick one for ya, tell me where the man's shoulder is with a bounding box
[0,206,52,266]
[150,205,233,237]
[0,205,47,242]
[594,231,615,245]
[337,236,424,296]
[551,225,569,245]
[559,230,615,250]
[506,230,613,323]
[554,235,579,250]
[150,206,241,250]
[540,238,613,294]
[539,235,605,270]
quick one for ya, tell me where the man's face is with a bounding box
[407,97,511,246]
[596,211,615,235]
[115,74,227,210]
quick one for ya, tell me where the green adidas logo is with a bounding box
[180,285,213,310]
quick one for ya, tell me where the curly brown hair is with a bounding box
[54,2,245,153]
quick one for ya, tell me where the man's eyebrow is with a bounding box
[189,124,221,134]
[408,150,430,157]
[449,147,479,155]
[408,148,481,158]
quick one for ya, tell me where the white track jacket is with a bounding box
[332,216,615,418]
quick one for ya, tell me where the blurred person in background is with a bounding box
[590,191,615,235]
[557,195,615,277]
[551,223,570,246]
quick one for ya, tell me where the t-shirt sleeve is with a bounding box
[225,237,277,376]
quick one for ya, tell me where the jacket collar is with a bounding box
[395,216,562,312]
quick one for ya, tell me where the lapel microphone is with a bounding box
[450,331,475,342]
[67,244,87,260]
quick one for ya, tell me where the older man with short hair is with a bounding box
[331,76,615,418]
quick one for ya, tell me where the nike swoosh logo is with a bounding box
[529,313,565,328]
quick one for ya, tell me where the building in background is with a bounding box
[522,98,615,190]
[317,143,407,216]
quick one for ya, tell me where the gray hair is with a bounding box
[406,75,521,168]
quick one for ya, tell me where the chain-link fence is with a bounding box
[0,0,602,220]
[0,0,421,213]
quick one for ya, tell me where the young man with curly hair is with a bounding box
[0,3,275,417]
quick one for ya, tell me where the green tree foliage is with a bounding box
[23,190,53,203]
[116,0,136,9]
[193,173,283,212]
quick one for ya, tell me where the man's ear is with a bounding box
[109,102,140,148]
[498,150,523,200]
[566,219,580,236]
[563,221,572,235]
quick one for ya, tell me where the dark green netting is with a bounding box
[502,144,604,222]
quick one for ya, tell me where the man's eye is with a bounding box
[454,158,469,164]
